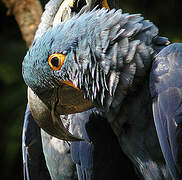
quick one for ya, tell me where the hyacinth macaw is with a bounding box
[22,0,182,179]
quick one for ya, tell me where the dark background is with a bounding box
[0,0,181,179]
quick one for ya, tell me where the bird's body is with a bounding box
[22,0,182,179]
[41,130,77,180]
[115,80,171,179]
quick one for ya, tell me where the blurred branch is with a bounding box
[2,0,43,47]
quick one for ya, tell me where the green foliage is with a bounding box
[0,35,27,179]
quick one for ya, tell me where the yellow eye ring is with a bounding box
[48,53,66,71]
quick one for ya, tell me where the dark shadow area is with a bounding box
[86,114,140,180]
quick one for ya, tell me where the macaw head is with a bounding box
[23,8,126,113]
[23,8,111,114]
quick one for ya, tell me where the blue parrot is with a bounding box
[22,0,182,179]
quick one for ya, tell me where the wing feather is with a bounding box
[150,43,182,179]
[22,105,51,180]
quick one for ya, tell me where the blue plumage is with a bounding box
[150,43,182,179]
[22,0,182,180]
[22,105,51,180]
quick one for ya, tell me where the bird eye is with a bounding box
[48,53,66,71]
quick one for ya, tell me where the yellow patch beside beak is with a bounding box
[102,0,110,10]
[59,80,80,90]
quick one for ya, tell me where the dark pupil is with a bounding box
[51,57,59,67]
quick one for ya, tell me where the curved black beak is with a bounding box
[28,87,83,141]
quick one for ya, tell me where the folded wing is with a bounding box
[22,105,51,180]
[150,43,182,179]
